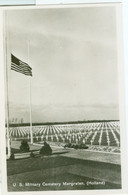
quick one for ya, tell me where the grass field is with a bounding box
[7,155,121,191]
[7,156,76,176]
[8,173,120,191]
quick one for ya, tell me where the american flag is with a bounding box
[11,54,32,76]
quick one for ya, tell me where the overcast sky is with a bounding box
[6,5,119,123]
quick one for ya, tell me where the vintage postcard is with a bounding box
[0,2,127,195]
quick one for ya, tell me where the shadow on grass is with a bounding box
[6,147,40,154]
[7,149,69,162]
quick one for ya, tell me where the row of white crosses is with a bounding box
[30,123,99,144]
[54,125,83,144]
[37,126,49,139]
[9,128,15,137]
[90,123,102,145]
[34,126,46,135]
[107,123,120,147]
[68,125,88,144]
[9,122,120,147]
[54,127,68,143]
[68,123,100,144]
[57,124,89,144]
[84,131,93,143]
[9,127,30,139]
[98,124,104,146]
[19,128,26,137]
[87,124,100,144]
[9,128,17,137]
[33,126,47,136]
[34,124,84,143]
[82,124,94,144]
[17,127,28,137]
[33,126,49,140]
[105,123,110,146]
[90,130,97,145]
[110,122,120,135]
[53,126,61,142]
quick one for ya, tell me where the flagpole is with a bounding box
[5,11,11,158]
[29,77,33,144]
[28,40,33,144]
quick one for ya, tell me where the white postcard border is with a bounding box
[0,1,128,195]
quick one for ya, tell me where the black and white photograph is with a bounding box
[2,3,125,193]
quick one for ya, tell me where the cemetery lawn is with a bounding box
[7,155,121,191]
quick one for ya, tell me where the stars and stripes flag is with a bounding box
[11,54,32,76]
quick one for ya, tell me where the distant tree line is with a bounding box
[6,119,119,127]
